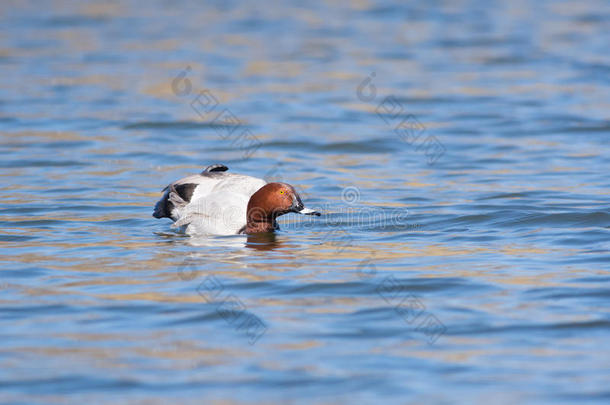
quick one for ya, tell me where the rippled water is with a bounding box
[1,0,609,403]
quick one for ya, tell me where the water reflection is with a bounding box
[245,232,280,251]
[186,234,246,248]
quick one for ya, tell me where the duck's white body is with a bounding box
[154,165,266,235]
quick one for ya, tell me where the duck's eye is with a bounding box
[279,190,285,194]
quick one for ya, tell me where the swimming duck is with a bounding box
[153,164,320,235]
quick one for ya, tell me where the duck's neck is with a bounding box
[245,219,277,234]
[245,194,281,234]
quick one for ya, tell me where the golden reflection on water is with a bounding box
[6,221,603,308]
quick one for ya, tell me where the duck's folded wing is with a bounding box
[154,172,266,219]
[153,170,233,220]
[175,192,250,236]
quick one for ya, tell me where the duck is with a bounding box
[153,164,320,235]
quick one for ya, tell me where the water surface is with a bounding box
[1,0,609,403]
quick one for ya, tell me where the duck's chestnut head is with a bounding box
[245,182,320,233]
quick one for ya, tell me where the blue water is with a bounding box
[1,0,609,403]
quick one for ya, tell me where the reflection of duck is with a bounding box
[183,232,283,251]
[153,164,320,236]
[185,235,247,248]
[245,232,280,251]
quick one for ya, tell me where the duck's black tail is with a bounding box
[153,183,198,219]
[153,188,172,219]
